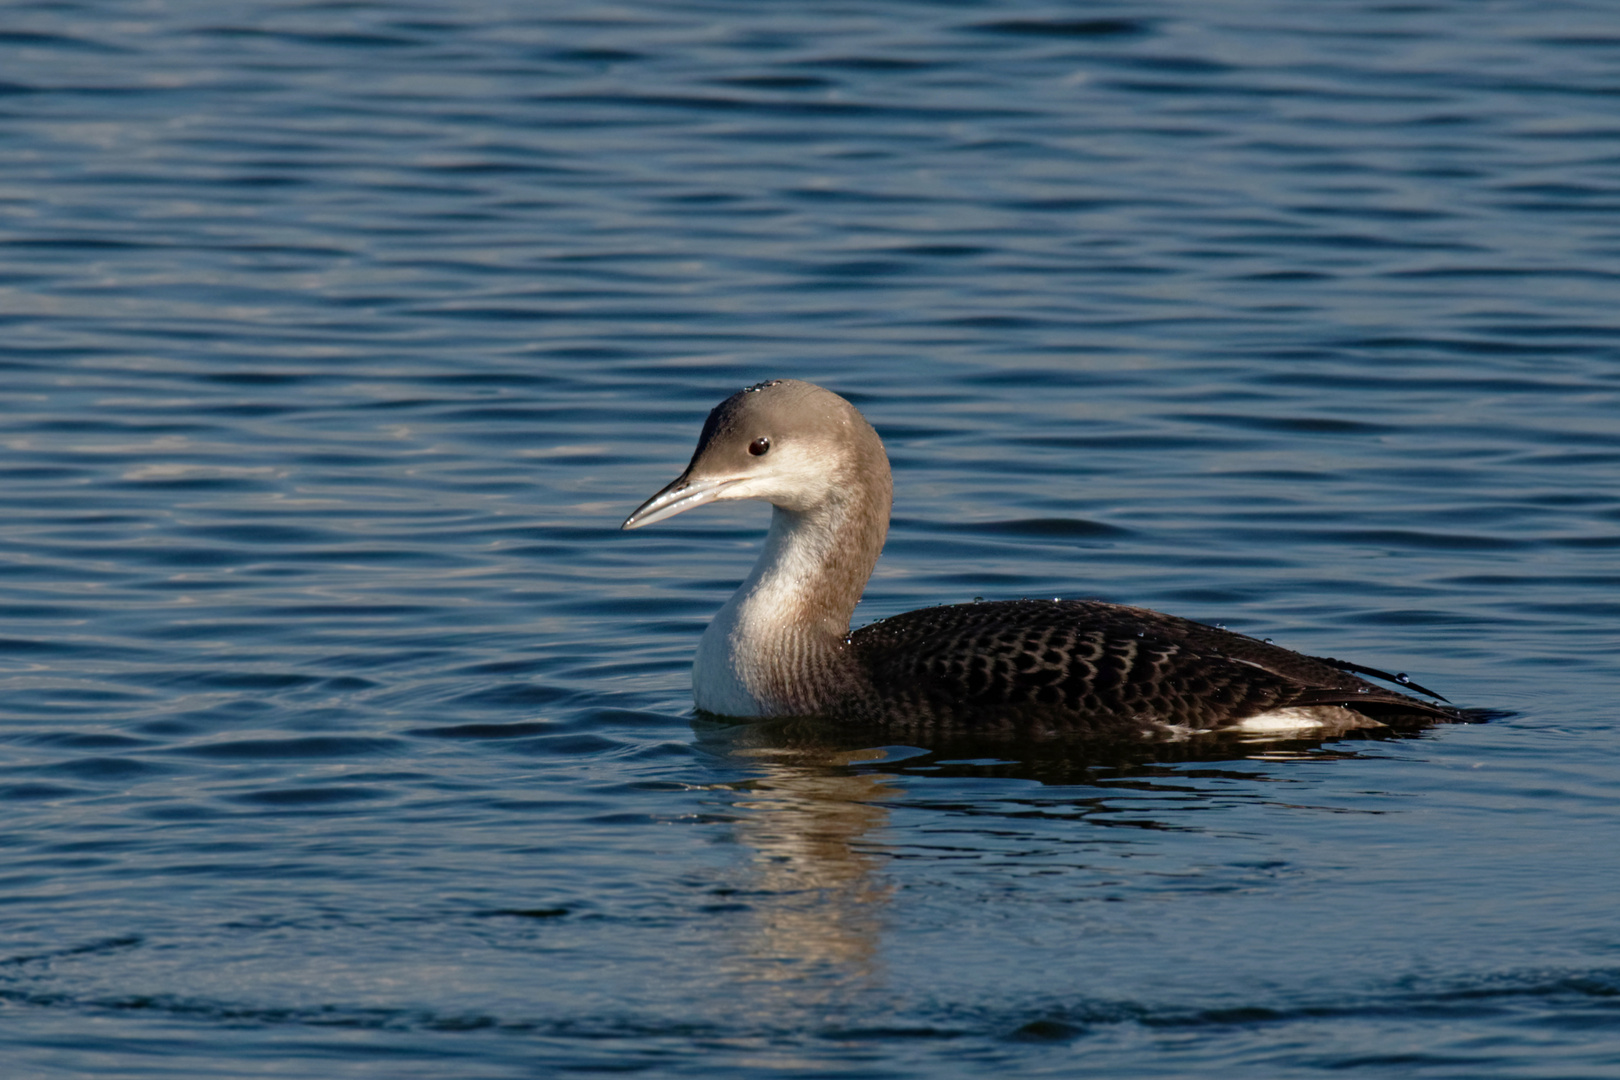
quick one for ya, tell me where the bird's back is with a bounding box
[846,599,1454,734]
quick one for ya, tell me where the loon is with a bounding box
[622,379,1457,736]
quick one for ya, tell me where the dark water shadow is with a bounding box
[692,709,1505,790]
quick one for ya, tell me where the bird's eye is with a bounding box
[748,436,770,456]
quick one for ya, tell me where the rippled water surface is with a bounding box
[4,1,1620,1076]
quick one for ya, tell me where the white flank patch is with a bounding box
[1233,707,1333,734]
[1232,705,1381,736]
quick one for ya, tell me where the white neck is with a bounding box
[693,496,885,716]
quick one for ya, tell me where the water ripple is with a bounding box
[2,0,1618,1076]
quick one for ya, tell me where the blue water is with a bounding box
[4,1,1620,1076]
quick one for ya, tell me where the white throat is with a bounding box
[692,504,864,716]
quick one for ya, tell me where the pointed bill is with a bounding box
[622,473,740,530]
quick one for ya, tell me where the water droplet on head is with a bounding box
[1395,673,1410,684]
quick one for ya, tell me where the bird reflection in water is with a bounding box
[697,736,897,1003]
[691,716,1444,1003]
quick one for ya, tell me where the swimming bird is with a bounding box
[623,379,1457,737]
